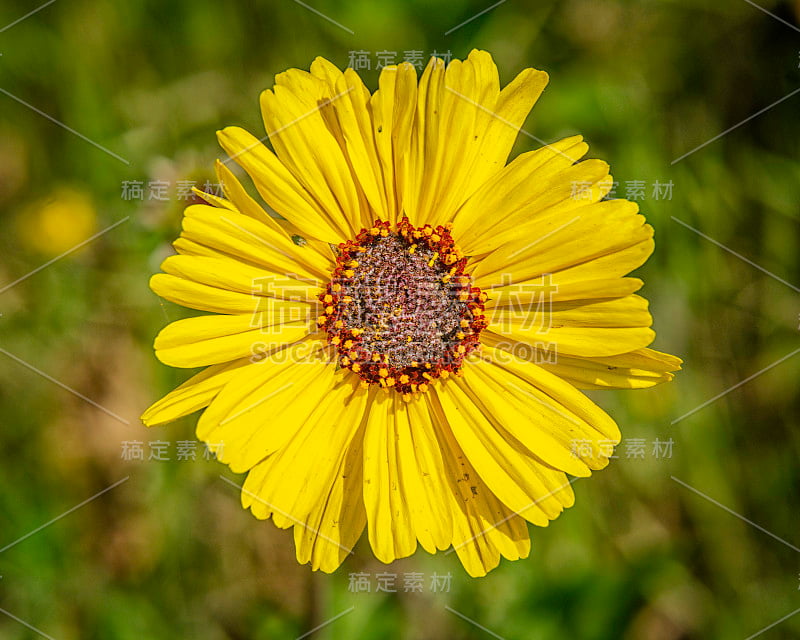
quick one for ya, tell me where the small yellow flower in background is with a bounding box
[142,50,680,577]
[18,187,97,256]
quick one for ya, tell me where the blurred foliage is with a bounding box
[1,0,800,638]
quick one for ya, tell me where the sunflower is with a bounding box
[142,50,680,577]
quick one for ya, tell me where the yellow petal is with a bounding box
[425,391,531,576]
[172,236,227,260]
[294,425,367,572]
[154,315,312,368]
[472,200,649,288]
[486,293,654,358]
[179,204,330,282]
[476,63,550,183]
[211,160,338,273]
[461,349,620,470]
[484,325,655,358]
[432,376,580,523]
[411,50,549,228]
[488,294,652,332]
[485,277,644,308]
[452,135,587,241]
[141,358,253,427]
[159,254,321,302]
[437,370,590,480]
[240,375,370,572]
[455,157,611,255]
[393,393,454,553]
[371,62,418,224]
[196,337,336,473]
[277,64,376,230]
[243,377,368,521]
[217,126,347,243]
[309,56,344,91]
[402,55,445,226]
[205,160,286,233]
[260,84,362,236]
[416,52,500,226]
[448,490,529,578]
[538,347,683,389]
[330,68,391,223]
[362,391,418,563]
[291,384,369,572]
[552,236,655,283]
[151,274,261,315]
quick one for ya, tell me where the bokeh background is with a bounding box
[2,0,800,638]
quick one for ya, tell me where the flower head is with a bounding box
[142,50,681,576]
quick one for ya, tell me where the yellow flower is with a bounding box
[142,50,681,577]
[18,187,97,256]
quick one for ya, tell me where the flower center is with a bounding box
[318,218,487,399]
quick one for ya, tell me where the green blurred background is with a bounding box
[2,0,800,638]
